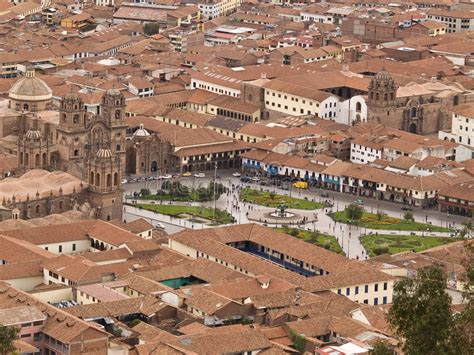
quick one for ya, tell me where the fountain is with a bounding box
[268,204,295,219]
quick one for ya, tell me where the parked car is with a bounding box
[162,174,172,179]
[182,172,192,177]
[155,223,165,229]
[194,173,205,178]
[401,206,413,211]
[121,179,128,184]
[232,172,241,177]
[320,192,329,198]
[240,176,251,183]
[251,176,261,182]
[354,198,364,205]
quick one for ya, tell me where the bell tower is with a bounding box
[86,148,122,221]
[57,91,87,170]
[100,89,126,172]
[367,69,398,124]
[101,89,125,127]
[59,91,86,132]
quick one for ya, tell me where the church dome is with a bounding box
[25,129,42,141]
[9,71,52,102]
[96,148,113,159]
[133,124,150,137]
[374,69,393,82]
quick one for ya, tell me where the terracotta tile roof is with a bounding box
[76,283,130,302]
[303,268,397,292]
[164,326,272,353]
[0,281,109,344]
[135,258,246,284]
[111,218,153,235]
[66,295,168,319]
[184,288,235,315]
[42,255,130,284]
[82,248,133,263]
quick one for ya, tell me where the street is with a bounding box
[121,169,467,259]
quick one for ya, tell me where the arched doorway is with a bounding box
[151,161,158,172]
[409,123,417,134]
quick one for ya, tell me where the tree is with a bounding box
[376,210,386,221]
[143,22,160,36]
[0,325,18,355]
[460,219,473,238]
[370,340,393,355]
[346,204,363,221]
[403,210,414,221]
[139,188,150,196]
[387,265,470,355]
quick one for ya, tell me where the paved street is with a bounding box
[122,169,466,259]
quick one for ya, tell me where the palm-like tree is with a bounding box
[460,219,473,238]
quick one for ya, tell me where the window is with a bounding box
[337,288,341,294]
[374,297,379,305]
[383,296,388,304]
[363,299,368,304]
[72,243,76,251]
[364,285,369,293]
[383,282,387,291]
[374,283,378,292]
[355,286,359,295]
[34,332,42,342]
[58,245,62,253]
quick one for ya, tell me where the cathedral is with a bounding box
[2,73,127,221]
[366,69,474,135]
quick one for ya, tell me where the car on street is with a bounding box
[161,174,172,179]
[401,206,413,211]
[251,176,261,182]
[121,179,128,184]
[194,173,205,178]
[354,198,364,205]
[320,192,329,198]
[232,172,241,177]
[155,223,165,229]
[324,200,334,207]
[240,176,251,183]
[172,173,181,178]
[182,172,192,177]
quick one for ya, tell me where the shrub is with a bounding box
[290,228,300,237]
[404,211,414,221]
[374,246,389,255]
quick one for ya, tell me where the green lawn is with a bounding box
[277,227,344,255]
[361,234,463,257]
[135,203,233,225]
[331,210,452,232]
[240,188,323,210]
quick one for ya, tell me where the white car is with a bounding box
[121,179,128,184]
[162,174,172,179]
[194,173,205,178]
[251,176,261,182]
[232,172,241,177]
[155,223,165,229]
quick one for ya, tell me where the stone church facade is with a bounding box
[366,70,473,135]
[13,88,127,221]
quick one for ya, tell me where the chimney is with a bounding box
[261,72,267,79]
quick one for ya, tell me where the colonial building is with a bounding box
[367,69,473,135]
[0,83,128,221]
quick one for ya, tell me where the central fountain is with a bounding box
[268,204,295,219]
